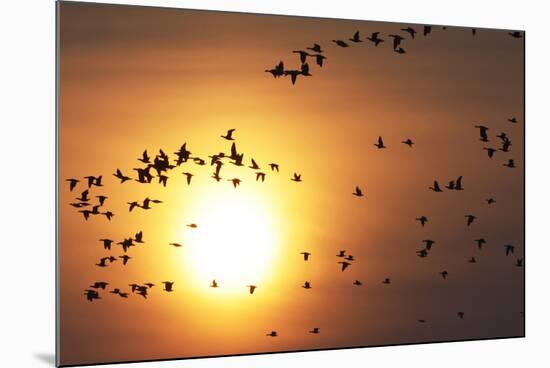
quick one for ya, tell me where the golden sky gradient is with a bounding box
[58,1,524,365]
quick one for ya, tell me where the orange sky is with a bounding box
[58,1,524,365]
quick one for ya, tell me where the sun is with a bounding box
[181,186,280,293]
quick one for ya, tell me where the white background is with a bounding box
[0,0,548,367]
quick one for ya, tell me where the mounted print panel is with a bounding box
[56,1,524,366]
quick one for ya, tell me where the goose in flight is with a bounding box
[472,28,477,36]
[345,255,355,261]
[311,54,327,67]
[332,39,349,47]
[338,261,351,271]
[504,159,516,168]
[292,50,312,63]
[134,231,144,243]
[336,250,346,258]
[158,175,168,187]
[99,238,113,250]
[96,195,107,206]
[138,150,150,164]
[66,178,79,191]
[102,211,114,221]
[508,117,518,123]
[306,43,323,53]
[119,255,131,266]
[382,278,391,284]
[499,140,512,152]
[113,169,131,183]
[497,132,509,141]
[170,242,183,247]
[515,258,523,267]
[464,214,476,226]
[309,327,320,334]
[90,281,109,289]
[475,125,489,142]
[394,47,406,54]
[374,136,386,149]
[256,172,266,182]
[247,285,257,294]
[228,178,241,188]
[445,181,455,192]
[291,173,302,182]
[422,239,435,250]
[210,280,218,288]
[127,201,140,212]
[353,280,362,286]
[416,216,428,227]
[367,32,384,46]
[401,26,417,38]
[349,31,362,43]
[402,138,414,147]
[182,172,193,185]
[302,281,312,289]
[76,189,90,202]
[84,175,99,188]
[504,244,515,256]
[300,252,311,261]
[84,289,100,302]
[301,62,312,77]
[266,331,278,337]
[269,163,279,172]
[455,176,464,191]
[483,147,496,158]
[96,257,110,267]
[162,281,174,292]
[69,202,88,208]
[388,34,404,49]
[439,271,448,279]
[429,181,443,192]
[508,31,522,38]
[221,129,236,141]
[187,223,197,228]
[117,238,134,253]
[423,25,432,36]
[353,186,364,197]
[468,257,477,263]
[78,209,92,221]
[418,319,427,323]
[486,198,496,205]
[265,61,284,78]
[416,249,428,258]
[283,69,302,85]
[136,288,148,299]
[475,238,486,249]
[249,158,260,170]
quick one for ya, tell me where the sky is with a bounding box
[58,1,524,365]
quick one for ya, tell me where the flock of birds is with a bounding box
[67,23,524,340]
[265,25,522,85]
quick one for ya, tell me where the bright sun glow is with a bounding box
[182,188,279,293]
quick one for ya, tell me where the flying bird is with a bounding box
[353,280,362,286]
[401,26,417,38]
[306,43,323,53]
[269,163,279,172]
[338,261,351,271]
[457,312,465,319]
[515,258,523,267]
[90,281,109,289]
[439,271,448,279]
[302,281,312,289]
[508,31,522,38]
[256,172,266,182]
[221,129,236,141]
[464,214,476,226]
[475,125,489,142]
[423,26,432,36]
[486,198,496,205]
[76,189,89,202]
[247,285,257,294]
[416,216,428,227]
[292,50,311,63]
[210,280,218,288]
[309,327,320,334]
[382,278,391,284]
[402,138,414,147]
[336,250,346,258]
[113,169,131,183]
[422,239,435,250]
[300,252,311,261]
[119,255,131,266]
[170,242,183,248]
[162,281,174,292]
[291,173,302,182]
[266,331,278,337]
[66,178,79,191]
[367,32,384,46]
[429,181,443,192]
[99,238,113,250]
[374,136,386,149]
[475,238,486,249]
[332,39,349,47]
[349,31,362,43]
[504,159,516,168]
[468,257,477,263]
[353,186,364,197]
[388,34,404,49]
[483,147,497,158]
[508,117,518,123]
[504,244,515,256]
[228,178,241,188]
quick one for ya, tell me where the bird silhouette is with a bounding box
[266,331,278,337]
[475,125,489,142]
[95,195,107,206]
[269,163,279,172]
[76,189,89,202]
[464,214,476,226]
[336,250,346,258]
[113,169,131,183]
[301,62,312,77]
[508,117,518,123]
[291,173,302,182]
[349,31,362,43]
[402,138,414,147]
[338,261,351,271]
[439,271,448,279]
[429,181,443,192]
[457,312,465,319]
[367,32,384,46]
[99,238,113,250]
[423,26,432,36]
[401,27,417,38]
[292,50,312,63]
[504,159,516,168]
[332,39,349,47]
[472,28,477,36]
[119,255,131,266]
[394,47,406,54]
[134,231,144,243]
[66,178,79,191]
[128,201,139,212]
[475,238,486,249]
[265,61,284,78]
[96,257,109,267]
[187,223,197,229]
[486,198,496,205]
[499,140,512,153]
[374,136,386,149]
[283,69,302,85]
[101,211,113,220]
[84,289,100,302]
[311,54,327,67]
[418,319,427,323]
[515,258,523,267]
[247,285,257,294]
[382,278,391,284]
[162,281,174,292]
[353,280,362,286]
[249,158,260,170]
[504,244,515,256]
[468,257,477,263]
[138,150,150,164]
[228,178,241,188]
[353,186,364,197]
[170,242,183,247]
[221,129,236,141]
[416,216,428,226]
[90,281,109,289]
[255,172,266,182]
[455,176,464,191]
[422,239,435,250]
[416,249,428,258]
[158,175,168,187]
[210,280,218,288]
[309,327,320,334]
[306,43,323,53]
[483,147,496,158]
[300,252,311,261]
[117,238,134,253]
[444,180,453,191]
[508,31,522,38]
[302,281,312,289]
[388,34,404,49]
[345,255,355,261]
[181,172,193,185]
[78,209,92,221]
